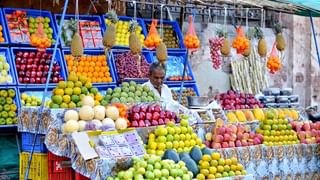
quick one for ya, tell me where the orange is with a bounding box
[90,62,95,66]
[107,77,112,82]
[77,66,83,73]
[97,78,102,82]
[98,72,104,77]
[96,61,102,67]
[86,56,92,62]
[93,72,99,78]
[80,56,86,61]
[79,61,84,66]
[87,72,93,78]
[91,56,97,61]
[76,72,81,76]
[91,77,97,82]
[84,61,90,67]
[98,56,104,61]
[88,67,94,72]
[0,26,2,31]
[83,67,88,73]
[102,77,108,82]
[105,72,110,77]
[101,61,107,66]
[95,66,100,72]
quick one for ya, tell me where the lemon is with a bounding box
[85,82,92,89]
[209,167,217,174]
[66,81,74,88]
[217,165,224,173]
[147,149,156,155]
[157,143,166,150]
[54,88,64,96]
[200,169,209,176]
[95,93,103,101]
[200,161,210,169]
[68,102,76,108]
[57,81,66,89]
[148,141,157,150]
[64,88,73,96]
[62,95,71,103]
[149,133,155,140]
[202,154,211,161]
[225,159,232,166]
[156,150,164,156]
[166,142,173,149]
[73,87,81,95]
[196,174,205,180]
[74,81,82,87]
[207,174,215,179]
[218,159,225,166]
[211,152,221,160]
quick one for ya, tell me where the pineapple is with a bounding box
[156,42,168,64]
[243,28,254,57]
[103,10,118,50]
[255,27,267,57]
[216,29,230,56]
[129,20,142,54]
[273,23,286,51]
[71,32,83,57]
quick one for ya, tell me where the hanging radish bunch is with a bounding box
[209,37,224,69]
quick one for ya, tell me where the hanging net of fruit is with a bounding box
[30,17,51,51]
[184,15,200,51]
[144,19,161,49]
[232,26,249,55]
[267,42,281,74]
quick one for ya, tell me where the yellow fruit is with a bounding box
[253,108,265,121]
[207,174,215,179]
[73,87,81,95]
[62,95,71,103]
[211,153,221,160]
[103,23,116,48]
[129,21,142,54]
[66,81,74,88]
[200,169,209,176]
[71,32,84,57]
[148,141,157,150]
[57,81,66,89]
[235,110,246,122]
[95,93,103,101]
[74,81,82,87]
[291,110,299,121]
[85,82,92,89]
[68,72,78,82]
[226,112,238,123]
[243,41,251,57]
[276,33,286,51]
[200,161,210,169]
[217,165,224,172]
[209,167,217,174]
[94,100,100,106]
[225,159,232,165]
[220,38,230,56]
[156,42,168,64]
[54,88,64,96]
[258,38,267,57]
[202,154,211,161]
[244,110,255,121]
[210,160,218,167]
[236,163,244,171]
[196,174,205,180]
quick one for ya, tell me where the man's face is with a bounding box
[150,69,165,89]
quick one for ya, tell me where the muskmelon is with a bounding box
[156,42,167,64]
[129,20,142,54]
[71,32,83,57]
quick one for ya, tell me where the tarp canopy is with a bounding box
[275,0,320,16]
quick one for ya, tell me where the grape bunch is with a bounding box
[209,37,224,69]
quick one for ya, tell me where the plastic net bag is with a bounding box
[30,18,51,51]
[232,26,249,54]
[184,15,200,50]
[267,42,281,74]
[144,19,161,49]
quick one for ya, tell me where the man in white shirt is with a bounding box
[143,62,173,102]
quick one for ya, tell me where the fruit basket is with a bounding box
[110,49,153,84]
[54,14,105,49]
[0,10,9,45]
[0,87,20,127]
[144,19,185,50]
[168,83,200,107]
[61,49,116,86]
[10,47,67,86]
[0,47,17,86]
[102,15,147,49]
[151,50,195,84]
[18,86,54,107]
[3,8,57,46]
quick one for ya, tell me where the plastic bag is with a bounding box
[184,15,200,50]
[30,18,51,51]
[232,26,249,54]
[267,42,281,74]
[144,19,161,49]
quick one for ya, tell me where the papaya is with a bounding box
[244,110,255,121]
[201,147,213,155]
[181,157,199,178]
[189,146,202,163]
[162,149,180,163]
[179,152,191,160]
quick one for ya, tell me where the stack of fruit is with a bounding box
[107,154,193,180]
[28,16,55,46]
[5,10,29,43]
[128,103,177,127]
[0,54,13,83]
[49,73,103,108]
[14,50,64,84]
[215,90,264,110]
[0,25,5,42]
[225,108,265,123]
[146,24,180,48]
[101,81,158,105]
[62,96,129,133]
[20,93,41,106]
[205,124,263,149]
[255,110,299,146]
[145,117,204,156]
[0,89,18,125]
[64,54,113,83]
[291,121,320,144]
[79,21,103,48]
[171,88,197,107]
[105,19,145,47]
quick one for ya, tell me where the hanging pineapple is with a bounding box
[71,32,83,57]
[103,10,118,54]
[216,29,230,56]
[243,28,254,57]
[273,23,286,51]
[129,20,142,55]
[255,27,267,57]
[156,42,167,65]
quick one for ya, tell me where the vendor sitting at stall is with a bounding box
[143,62,173,102]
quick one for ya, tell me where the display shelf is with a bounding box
[0,47,17,86]
[54,14,105,49]
[21,132,48,153]
[0,9,9,45]
[0,87,21,127]
[3,8,57,47]
[61,49,117,86]
[102,15,147,49]
[150,50,196,84]
[18,86,54,107]
[10,47,67,87]
[143,19,185,50]
[110,49,152,84]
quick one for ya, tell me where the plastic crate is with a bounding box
[18,86,54,107]
[61,49,117,86]
[19,152,48,180]
[3,8,57,47]
[150,50,195,84]
[168,83,200,96]
[10,47,67,87]
[0,47,17,85]
[21,132,48,153]
[111,49,152,84]
[75,172,90,180]
[0,87,21,127]
[102,15,147,49]
[54,14,105,49]
[144,19,185,50]
[48,151,74,180]
[0,9,9,45]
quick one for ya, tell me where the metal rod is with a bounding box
[178,50,189,103]
[24,0,69,179]
[309,11,320,67]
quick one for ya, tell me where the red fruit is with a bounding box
[158,119,164,125]
[138,120,145,127]
[223,134,231,142]
[229,141,235,147]
[144,120,151,127]
[216,127,226,135]
[222,142,229,148]
[160,111,166,118]
[164,118,171,124]
[35,77,41,83]
[212,142,221,149]
[236,140,242,147]
[146,112,152,120]
[147,105,155,113]
[140,105,148,112]
[139,112,146,120]
[131,120,138,127]
[154,105,162,112]
[165,111,172,119]
[132,105,140,113]
[151,120,158,126]
[133,112,140,121]
[214,135,224,143]
[152,112,160,120]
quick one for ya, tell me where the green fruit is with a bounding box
[66,81,74,88]
[71,95,80,103]
[49,103,60,109]
[6,97,13,104]
[52,95,63,104]
[81,87,89,94]
[129,81,136,86]
[76,101,83,107]
[74,81,82,87]
[122,82,129,87]
[8,89,15,97]
[0,118,5,125]
[1,111,8,118]
[106,88,113,95]
[114,87,121,93]
[68,102,76,108]
[90,87,98,95]
[6,117,12,125]
[0,90,8,97]
[60,103,68,108]
[120,92,128,98]
[64,88,73,96]
[129,86,136,92]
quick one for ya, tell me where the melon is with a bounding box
[102,118,115,128]
[78,120,87,131]
[64,110,79,122]
[106,106,120,120]
[64,120,79,133]
[79,105,94,121]
[82,96,95,107]
[115,118,127,130]
[94,105,106,120]
[92,119,103,130]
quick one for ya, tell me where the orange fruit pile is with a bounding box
[232,27,249,54]
[65,55,113,83]
[30,23,51,49]
[267,55,281,74]
[0,26,5,42]
[184,34,200,49]
[144,34,161,48]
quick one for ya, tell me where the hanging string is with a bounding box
[245,8,249,32]
[260,9,264,28]
[106,0,112,12]
[160,4,164,39]
[279,11,282,24]
[76,0,80,32]
[133,1,137,20]
[208,8,211,23]
[223,7,227,35]
[166,6,173,21]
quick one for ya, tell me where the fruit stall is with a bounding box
[0,0,319,180]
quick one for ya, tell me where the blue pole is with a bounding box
[24,0,69,179]
[309,11,320,67]
[178,50,188,103]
